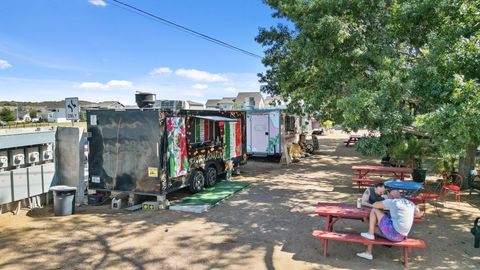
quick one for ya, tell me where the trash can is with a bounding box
[50,185,77,216]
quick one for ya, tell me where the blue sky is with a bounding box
[0,0,279,104]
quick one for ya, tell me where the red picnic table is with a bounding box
[315,203,371,257]
[351,165,413,190]
[314,202,424,264]
[315,203,371,231]
[344,135,362,147]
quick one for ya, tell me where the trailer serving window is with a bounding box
[285,115,296,133]
[188,116,238,147]
[188,118,214,144]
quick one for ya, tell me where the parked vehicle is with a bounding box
[86,108,246,196]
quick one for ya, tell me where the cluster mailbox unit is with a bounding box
[0,128,56,212]
[87,96,247,201]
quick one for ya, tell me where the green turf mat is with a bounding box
[174,181,249,206]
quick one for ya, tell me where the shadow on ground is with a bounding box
[1,132,480,270]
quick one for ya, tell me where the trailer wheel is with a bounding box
[189,170,205,193]
[204,166,217,187]
[305,143,315,154]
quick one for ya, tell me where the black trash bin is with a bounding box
[50,185,77,216]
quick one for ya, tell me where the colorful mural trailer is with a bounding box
[246,109,300,157]
[167,117,189,178]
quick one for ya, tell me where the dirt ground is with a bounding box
[1,131,480,270]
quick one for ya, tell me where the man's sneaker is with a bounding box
[360,232,375,240]
[356,252,373,260]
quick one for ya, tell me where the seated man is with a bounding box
[361,183,388,207]
[356,190,421,260]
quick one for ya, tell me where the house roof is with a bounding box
[13,110,29,116]
[205,99,221,107]
[187,100,204,106]
[218,97,235,104]
[84,101,125,109]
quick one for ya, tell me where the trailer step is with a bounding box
[125,204,143,211]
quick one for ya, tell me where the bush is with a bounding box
[0,108,15,122]
[322,120,334,129]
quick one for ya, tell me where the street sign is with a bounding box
[65,97,80,121]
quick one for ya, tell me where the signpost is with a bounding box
[65,97,80,126]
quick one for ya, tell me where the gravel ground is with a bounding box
[1,131,480,270]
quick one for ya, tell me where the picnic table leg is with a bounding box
[403,247,409,266]
[326,215,333,231]
[324,240,328,257]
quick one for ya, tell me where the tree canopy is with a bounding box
[257,0,480,164]
[0,108,15,122]
[29,109,38,119]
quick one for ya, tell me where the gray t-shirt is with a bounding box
[382,198,416,235]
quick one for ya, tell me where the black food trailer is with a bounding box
[86,108,247,199]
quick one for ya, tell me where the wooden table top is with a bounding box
[315,203,371,219]
[351,165,413,173]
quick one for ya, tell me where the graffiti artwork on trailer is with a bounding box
[167,117,189,178]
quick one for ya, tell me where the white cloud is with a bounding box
[78,80,133,90]
[0,59,12,69]
[183,90,205,98]
[225,87,236,92]
[106,80,133,88]
[192,83,208,90]
[88,0,106,7]
[175,68,227,82]
[150,67,172,76]
[78,82,108,89]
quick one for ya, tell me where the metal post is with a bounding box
[156,194,168,209]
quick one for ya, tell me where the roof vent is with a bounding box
[135,92,156,108]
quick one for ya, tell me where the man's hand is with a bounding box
[414,206,422,218]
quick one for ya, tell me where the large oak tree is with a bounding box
[257,0,480,178]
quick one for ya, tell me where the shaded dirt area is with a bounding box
[1,131,480,270]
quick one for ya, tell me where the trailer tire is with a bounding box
[189,170,205,193]
[204,166,217,187]
[305,143,315,154]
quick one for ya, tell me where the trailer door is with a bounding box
[267,110,281,155]
[248,114,270,156]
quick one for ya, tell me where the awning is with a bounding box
[192,116,238,122]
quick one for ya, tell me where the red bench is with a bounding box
[352,178,387,190]
[312,230,426,266]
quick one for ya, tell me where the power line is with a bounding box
[106,0,263,59]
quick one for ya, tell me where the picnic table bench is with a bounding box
[314,202,424,266]
[344,135,361,147]
[352,165,413,190]
[312,231,426,266]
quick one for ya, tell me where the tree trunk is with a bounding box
[458,142,478,189]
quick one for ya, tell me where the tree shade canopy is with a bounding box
[257,0,480,163]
